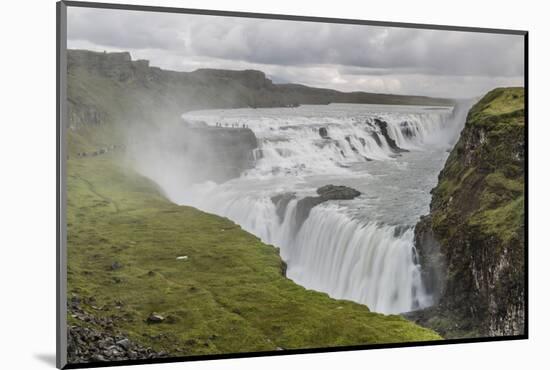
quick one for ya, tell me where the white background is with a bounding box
[0,0,546,368]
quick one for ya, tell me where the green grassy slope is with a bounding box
[67,153,441,358]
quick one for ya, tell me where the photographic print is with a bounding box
[57,1,527,368]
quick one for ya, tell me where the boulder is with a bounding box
[316,185,361,200]
[146,313,165,324]
[116,339,130,350]
[295,185,361,230]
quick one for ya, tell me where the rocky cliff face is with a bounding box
[409,88,525,338]
[164,124,258,183]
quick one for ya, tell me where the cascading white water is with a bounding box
[132,103,469,315]
[184,103,462,178]
[170,180,431,314]
[284,205,430,313]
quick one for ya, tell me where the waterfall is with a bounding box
[283,205,430,313]
[182,104,461,178]
[132,103,468,315]
[170,183,431,314]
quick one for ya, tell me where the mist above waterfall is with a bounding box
[127,102,470,314]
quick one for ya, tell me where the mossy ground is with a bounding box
[67,152,441,359]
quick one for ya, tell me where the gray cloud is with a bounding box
[67,7,524,98]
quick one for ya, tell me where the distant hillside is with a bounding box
[66,50,453,129]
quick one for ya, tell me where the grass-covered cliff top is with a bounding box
[467,87,525,128]
[432,87,525,242]
[67,152,441,360]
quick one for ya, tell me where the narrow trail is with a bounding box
[78,176,121,213]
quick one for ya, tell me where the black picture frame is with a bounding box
[56,1,528,368]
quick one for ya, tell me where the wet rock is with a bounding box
[344,136,359,152]
[295,185,361,230]
[373,118,409,153]
[295,196,326,229]
[400,121,415,138]
[270,192,296,222]
[280,260,288,277]
[371,132,382,147]
[319,127,329,138]
[316,185,361,200]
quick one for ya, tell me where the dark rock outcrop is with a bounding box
[316,185,361,200]
[270,185,361,230]
[373,119,409,153]
[319,127,329,139]
[271,193,297,223]
[400,121,416,138]
[409,88,525,338]
[345,136,359,153]
[371,132,383,147]
[179,125,258,182]
[295,185,361,230]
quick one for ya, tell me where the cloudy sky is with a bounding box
[67,7,524,99]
